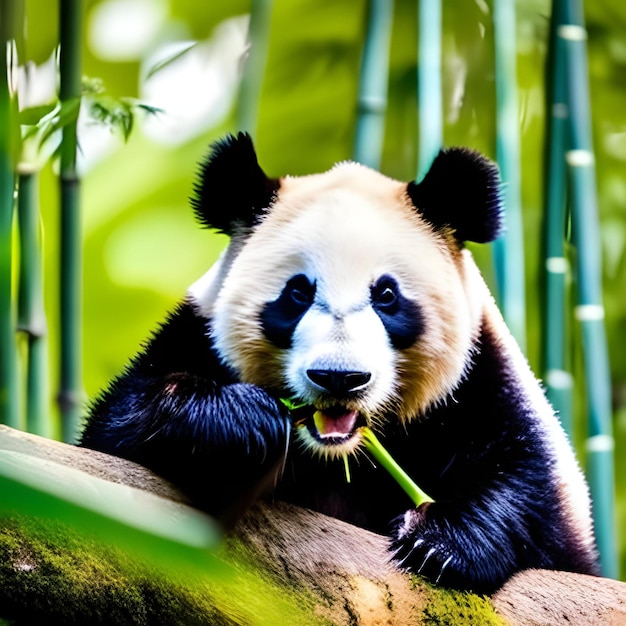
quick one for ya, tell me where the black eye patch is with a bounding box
[260,274,316,348]
[370,274,422,349]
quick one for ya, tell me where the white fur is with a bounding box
[207,166,478,421]
[188,250,226,314]
[286,297,397,412]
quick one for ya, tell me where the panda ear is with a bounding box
[190,132,280,235]
[406,148,504,244]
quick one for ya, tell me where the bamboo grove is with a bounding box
[0,0,621,581]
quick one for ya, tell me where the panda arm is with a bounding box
[389,448,552,595]
[80,300,290,524]
[387,323,597,594]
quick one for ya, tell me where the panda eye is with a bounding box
[286,274,315,307]
[371,275,399,310]
[370,274,422,349]
[377,286,396,306]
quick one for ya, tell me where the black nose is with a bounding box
[306,369,372,396]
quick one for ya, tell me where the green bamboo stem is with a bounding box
[58,0,84,443]
[353,0,394,169]
[416,0,442,180]
[559,0,617,579]
[541,0,573,437]
[236,0,273,136]
[492,0,526,352]
[361,427,433,507]
[17,171,49,437]
[0,0,21,429]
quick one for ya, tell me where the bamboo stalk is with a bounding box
[0,0,21,429]
[541,0,573,437]
[17,170,49,437]
[559,0,617,579]
[416,0,442,180]
[58,0,84,443]
[361,427,433,507]
[492,0,526,351]
[236,0,273,136]
[353,0,394,169]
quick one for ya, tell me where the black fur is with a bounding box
[190,132,280,235]
[261,274,316,349]
[274,318,600,594]
[80,300,290,526]
[370,274,423,349]
[407,148,504,244]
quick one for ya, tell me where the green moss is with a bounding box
[0,516,229,625]
[0,515,320,626]
[415,576,506,626]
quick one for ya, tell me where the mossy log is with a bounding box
[1,425,625,625]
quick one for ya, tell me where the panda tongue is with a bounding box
[313,409,358,438]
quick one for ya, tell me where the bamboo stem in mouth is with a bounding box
[361,427,433,507]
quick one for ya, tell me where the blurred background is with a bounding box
[3,0,625,579]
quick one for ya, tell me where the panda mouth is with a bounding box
[293,405,366,445]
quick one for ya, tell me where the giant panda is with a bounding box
[80,132,599,594]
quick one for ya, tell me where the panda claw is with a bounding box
[435,555,453,584]
[417,547,437,574]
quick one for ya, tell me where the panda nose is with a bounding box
[306,369,372,396]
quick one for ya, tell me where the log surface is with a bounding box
[2,424,625,625]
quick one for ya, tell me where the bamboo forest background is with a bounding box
[1,0,625,580]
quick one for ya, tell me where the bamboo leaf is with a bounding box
[18,102,57,126]
[87,95,162,142]
[34,98,80,149]
[135,102,164,116]
[145,42,198,80]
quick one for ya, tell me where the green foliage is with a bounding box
[0,515,320,626]
[84,78,163,142]
[22,98,80,149]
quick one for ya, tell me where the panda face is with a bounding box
[205,162,482,458]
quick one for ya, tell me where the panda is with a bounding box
[80,131,599,594]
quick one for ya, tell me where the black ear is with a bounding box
[190,132,280,235]
[406,148,503,244]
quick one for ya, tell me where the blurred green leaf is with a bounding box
[145,42,198,80]
[18,103,57,126]
[27,98,81,148]
[0,451,221,550]
[87,96,162,142]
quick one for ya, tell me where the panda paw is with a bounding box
[390,505,456,586]
[213,382,291,466]
[389,504,506,594]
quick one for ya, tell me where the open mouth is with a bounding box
[291,404,367,445]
